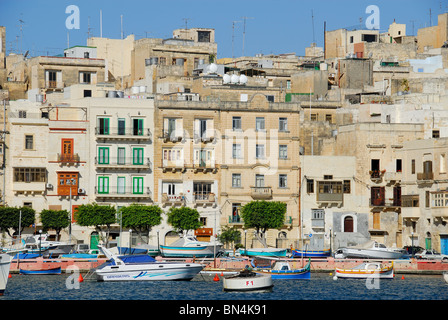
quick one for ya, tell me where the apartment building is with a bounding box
[399,138,448,254]
[153,99,220,244]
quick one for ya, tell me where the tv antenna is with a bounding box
[311,10,315,43]
[232,20,241,58]
[241,16,254,56]
[183,18,192,30]
[17,15,26,55]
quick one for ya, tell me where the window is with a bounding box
[232,144,242,159]
[98,147,109,164]
[440,154,446,173]
[25,135,33,150]
[166,118,177,137]
[117,147,125,165]
[256,144,265,159]
[396,159,402,172]
[310,114,318,121]
[279,145,288,159]
[133,119,144,136]
[371,187,385,206]
[306,179,314,193]
[80,71,91,84]
[411,159,415,174]
[117,177,125,194]
[133,177,144,194]
[325,114,332,123]
[14,168,46,182]
[279,174,287,188]
[19,110,27,118]
[279,118,288,131]
[286,80,291,89]
[255,174,265,187]
[312,209,325,220]
[402,195,419,207]
[343,180,351,193]
[97,176,109,194]
[231,203,242,223]
[232,117,242,131]
[57,172,78,196]
[432,130,440,138]
[193,182,212,200]
[318,181,343,194]
[232,173,241,187]
[118,118,126,135]
[255,117,265,131]
[350,36,354,43]
[133,148,144,165]
[98,118,110,135]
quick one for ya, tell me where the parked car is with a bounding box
[403,246,424,257]
[415,249,448,261]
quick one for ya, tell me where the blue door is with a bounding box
[441,236,448,255]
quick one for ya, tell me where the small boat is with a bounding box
[223,268,273,292]
[443,272,448,284]
[239,248,287,257]
[0,254,12,296]
[255,259,311,280]
[292,249,331,258]
[334,262,394,279]
[19,266,62,275]
[160,236,215,258]
[94,245,204,281]
[342,240,404,260]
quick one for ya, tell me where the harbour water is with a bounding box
[1,273,447,301]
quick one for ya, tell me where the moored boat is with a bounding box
[19,266,62,275]
[443,272,448,284]
[255,259,311,280]
[223,268,273,292]
[160,236,215,258]
[94,245,204,281]
[292,249,331,258]
[334,262,394,279]
[342,240,404,260]
[239,248,287,257]
[0,254,12,296]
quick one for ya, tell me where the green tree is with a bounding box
[75,203,116,246]
[240,200,286,247]
[0,206,35,238]
[119,204,162,244]
[218,226,242,251]
[166,207,202,235]
[40,209,70,240]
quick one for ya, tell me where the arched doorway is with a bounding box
[344,216,354,232]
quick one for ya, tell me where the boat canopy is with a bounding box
[116,255,156,264]
[348,240,386,249]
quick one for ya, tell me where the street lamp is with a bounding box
[244,229,247,254]
[38,229,42,256]
[129,229,133,255]
[68,178,76,244]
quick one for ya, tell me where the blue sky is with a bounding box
[0,0,445,58]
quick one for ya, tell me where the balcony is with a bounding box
[57,153,80,165]
[13,182,46,195]
[162,130,184,143]
[370,170,385,181]
[95,127,151,141]
[193,161,218,173]
[95,157,151,171]
[161,160,186,173]
[161,193,185,207]
[250,187,272,199]
[316,192,343,207]
[45,81,64,90]
[417,172,434,182]
[193,132,216,144]
[94,186,152,200]
[193,192,216,208]
[228,215,244,225]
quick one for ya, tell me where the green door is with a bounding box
[133,177,144,194]
[90,233,100,250]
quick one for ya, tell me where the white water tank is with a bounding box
[239,74,248,84]
[223,74,231,84]
[231,74,239,84]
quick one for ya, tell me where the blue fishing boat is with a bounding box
[292,248,331,258]
[239,248,287,257]
[255,259,311,279]
[19,266,62,275]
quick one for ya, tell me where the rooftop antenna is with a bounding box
[87,16,94,40]
[311,10,315,43]
[100,10,103,38]
[241,16,254,56]
[232,20,241,58]
[17,15,26,55]
[183,18,191,30]
[429,8,432,26]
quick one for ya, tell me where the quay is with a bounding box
[8,256,448,275]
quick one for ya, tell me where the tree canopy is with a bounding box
[75,203,116,245]
[0,206,36,238]
[119,204,162,243]
[166,206,202,235]
[40,209,70,239]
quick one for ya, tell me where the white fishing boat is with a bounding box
[0,254,12,296]
[95,246,204,281]
[342,240,404,260]
[160,235,217,258]
[223,268,273,292]
[334,262,394,279]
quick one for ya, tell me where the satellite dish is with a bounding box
[223,74,231,84]
[231,74,239,84]
[239,74,248,84]
[209,63,218,73]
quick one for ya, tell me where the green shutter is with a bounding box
[133,177,143,194]
[98,176,109,194]
[98,147,109,164]
[133,148,144,165]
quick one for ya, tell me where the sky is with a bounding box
[0,0,446,59]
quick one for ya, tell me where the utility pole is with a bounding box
[241,16,253,56]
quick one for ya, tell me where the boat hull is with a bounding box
[95,263,204,281]
[160,245,214,258]
[0,254,12,296]
[335,263,394,279]
[342,248,403,260]
[19,267,62,275]
[292,249,330,258]
[223,273,273,291]
[443,272,448,284]
[239,248,287,257]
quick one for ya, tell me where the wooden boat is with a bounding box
[19,266,62,275]
[0,254,12,296]
[95,246,204,281]
[239,248,287,257]
[255,259,311,279]
[223,268,273,292]
[334,262,394,279]
[292,249,331,258]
